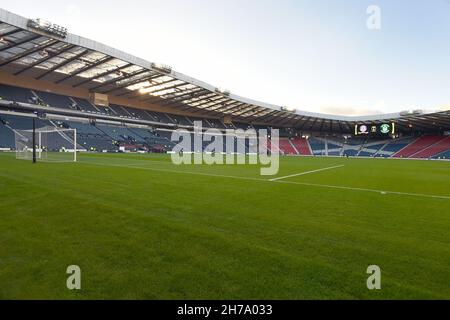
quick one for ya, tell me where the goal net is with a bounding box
[15,126,78,162]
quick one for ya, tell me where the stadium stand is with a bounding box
[0,84,33,103]
[309,137,327,156]
[292,137,312,156]
[412,136,450,158]
[433,149,450,159]
[0,118,15,149]
[279,138,297,155]
[1,81,449,158]
[393,136,444,158]
[1,92,449,157]
[381,137,415,154]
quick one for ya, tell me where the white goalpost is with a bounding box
[15,126,78,162]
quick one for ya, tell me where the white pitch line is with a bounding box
[274,180,450,200]
[77,160,450,200]
[269,165,345,181]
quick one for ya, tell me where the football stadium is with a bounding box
[0,6,449,302]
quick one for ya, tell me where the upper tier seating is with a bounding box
[34,90,73,109]
[0,84,33,102]
[95,125,144,143]
[70,97,99,113]
[0,84,205,128]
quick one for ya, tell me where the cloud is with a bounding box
[65,4,81,19]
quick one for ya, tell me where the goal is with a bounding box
[15,126,78,162]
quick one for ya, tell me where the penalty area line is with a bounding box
[269,165,345,181]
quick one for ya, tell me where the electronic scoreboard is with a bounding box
[354,123,395,136]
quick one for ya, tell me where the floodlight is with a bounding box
[280,106,296,113]
[151,63,172,73]
[214,87,230,96]
[27,18,68,39]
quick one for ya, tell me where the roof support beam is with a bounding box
[297,117,312,130]
[55,56,116,84]
[337,121,344,133]
[254,110,280,122]
[319,119,325,132]
[271,113,295,125]
[0,39,59,67]
[164,95,219,111]
[158,89,208,106]
[138,82,189,100]
[180,96,226,111]
[249,108,273,119]
[0,28,23,39]
[162,94,223,111]
[230,105,255,116]
[101,73,163,94]
[222,103,255,116]
[201,100,242,114]
[235,105,263,118]
[118,79,181,99]
[138,79,182,95]
[234,106,269,119]
[119,78,179,99]
[291,116,306,128]
[406,118,446,130]
[72,63,133,88]
[3,42,58,68]
[277,115,298,127]
[260,114,284,124]
[189,98,231,113]
[0,34,41,52]
[307,118,319,131]
[90,68,147,91]
[14,44,76,75]
[161,90,214,107]
[193,96,229,109]
[216,102,247,114]
[35,49,89,80]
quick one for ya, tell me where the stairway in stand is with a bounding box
[291,137,312,155]
[393,136,445,158]
[279,138,297,155]
[411,136,450,158]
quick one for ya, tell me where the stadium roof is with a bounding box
[0,8,449,133]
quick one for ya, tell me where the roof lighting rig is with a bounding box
[215,87,231,96]
[151,63,172,74]
[27,18,68,39]
[280,106,296,113]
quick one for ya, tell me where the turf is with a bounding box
[0,152,449,299]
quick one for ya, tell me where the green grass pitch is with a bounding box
[0,152,449,299]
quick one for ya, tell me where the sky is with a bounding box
[2,0,450,115]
